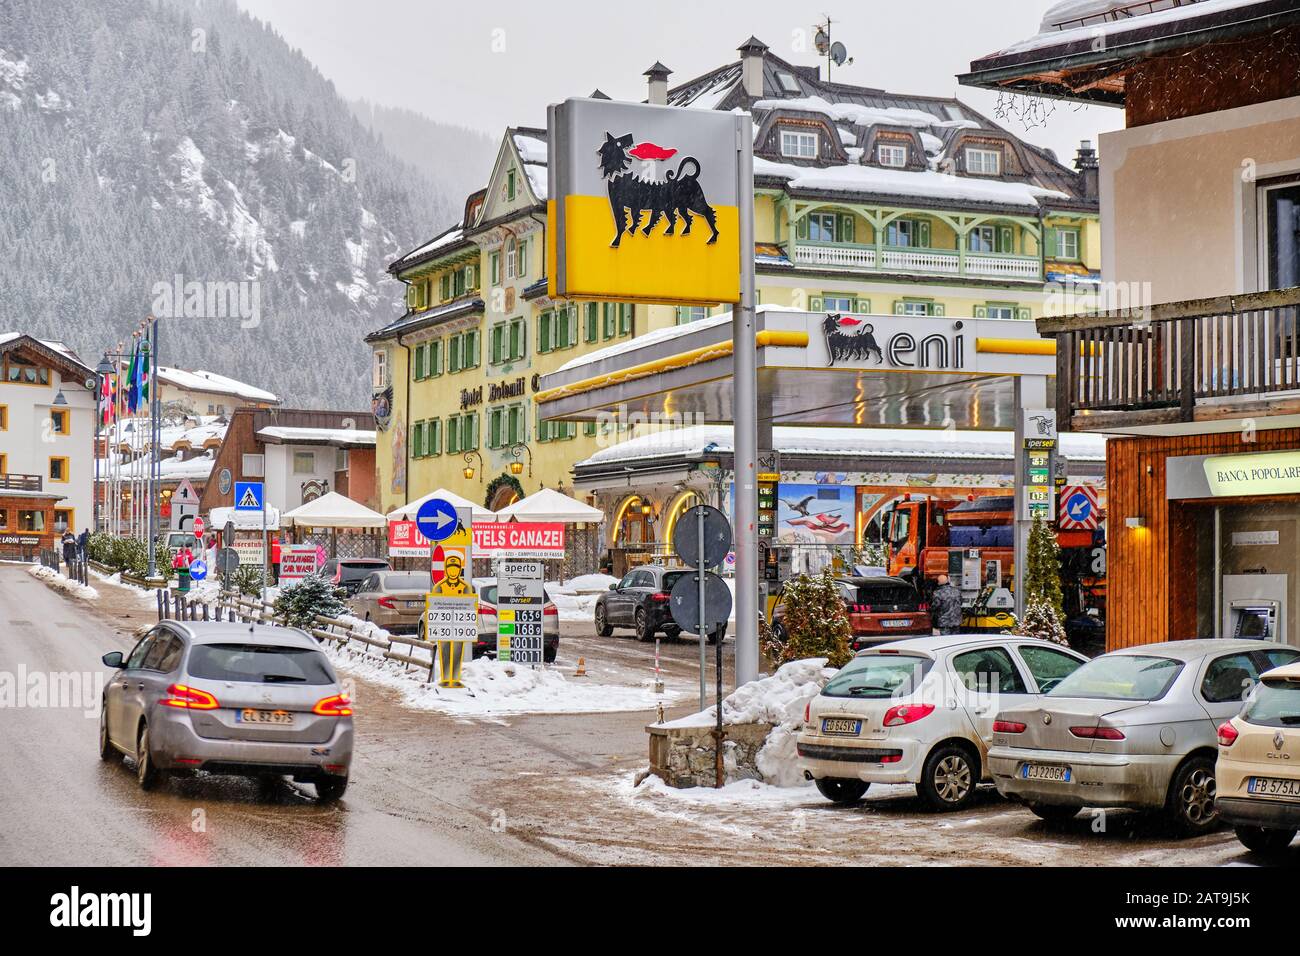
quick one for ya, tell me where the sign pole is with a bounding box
[260,491,268,608]
[732,113,759,688]
[697,504,707,711]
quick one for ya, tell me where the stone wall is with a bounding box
[647,720,774,789]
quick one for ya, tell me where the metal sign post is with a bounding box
[733,114,759,689]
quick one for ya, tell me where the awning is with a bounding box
[282,492,386,529]
[492,488,604,523]
[386,488,496,522]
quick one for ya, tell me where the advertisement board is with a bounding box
[472,522,565,559]
[388,520,429,558]
[495,559,545,665]
[279,544,320,583]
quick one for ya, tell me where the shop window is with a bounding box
[19,510,45,532]
[54,508,73,532]
[0,507,7,528]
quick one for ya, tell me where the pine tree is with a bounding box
[1012,512,1070,647]
[762,567,853,668]
[274,573,345,628]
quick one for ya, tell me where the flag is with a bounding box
[139,339,151,406]
[100,373,116,426]
[125,342,140,414]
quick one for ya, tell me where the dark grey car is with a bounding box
[99,621,354,801]
[594,565,725,643]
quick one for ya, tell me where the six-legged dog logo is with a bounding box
[597,132,720,248]
[823,314,883,366]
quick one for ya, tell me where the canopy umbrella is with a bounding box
[492,487,603,523]
[282,492,387,529]
[386,488,496,523]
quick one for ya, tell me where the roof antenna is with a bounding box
[814,18,853,81]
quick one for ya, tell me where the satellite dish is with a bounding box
[813,28,829,54]
[830,41,849,66]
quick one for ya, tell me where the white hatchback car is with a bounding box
[797,635,1087,810]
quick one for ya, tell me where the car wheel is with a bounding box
[1234,825,1296,855]
[815,777,869,804]
[634,607,653,642]
[1166,755,1219,835]
[594,605,613,637]
[1028,803,1080,823]
[543,646,557,664]
[316,776,348,803]
[98,704,116,762]
[136,725,164,791]
[919,743,978,812]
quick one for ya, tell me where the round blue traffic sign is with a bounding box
[415,497,460,542]
[1065,492,1092,523]
[189,559,208,581]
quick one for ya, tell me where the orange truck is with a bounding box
[878,493,1106,645]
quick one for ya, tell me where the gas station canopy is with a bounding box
[535,306,1057,431]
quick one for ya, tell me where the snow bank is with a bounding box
[658,658,836,787]
[548,573,617,623]
[28,564,99,601]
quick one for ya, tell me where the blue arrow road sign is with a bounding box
[1066,492,1092,523]
[234,481,264,512]
[189,559,207,581]
[416,497,460,542]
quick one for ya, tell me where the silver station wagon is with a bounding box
[989,639,1300,833]
[99,621,354,801]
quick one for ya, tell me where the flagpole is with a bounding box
[146,318,159,581]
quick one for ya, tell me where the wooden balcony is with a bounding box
[791,242,1042,281]
[0,473,43,493]
[1038,287,1300,432]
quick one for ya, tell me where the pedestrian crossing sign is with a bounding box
[234,481,264,512]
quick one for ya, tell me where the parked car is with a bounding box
[594,565,726,643]
[350,570,430,634]
[162,531,199,552]
[1216,661,1300,855]
[797,635,1087,810]
[98,621,354,801]
[321,557,390,596]
[989,639,1300,833]
[771,575,930,650]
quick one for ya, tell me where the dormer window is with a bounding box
[965,147,1002,176]
[780,130,818,159]
[877,144,908,168]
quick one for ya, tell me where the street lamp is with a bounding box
[509,442,532,478]
[463,450,484,482]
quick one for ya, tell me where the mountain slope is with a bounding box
[0,0,456,408]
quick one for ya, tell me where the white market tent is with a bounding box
[282,492,387,529]
[492,487,604,524]
[386,488,496,523]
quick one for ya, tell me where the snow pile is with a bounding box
[548,573,618,622]
[660,658,836,787]
[28,564,99,601]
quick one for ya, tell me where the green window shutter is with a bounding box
[931,303,945,317]
[413,344,425,381]
[917,221,931,248]
[468,329,480,368]
[440,275,450,300]
[468,264,478,289]
[619,303,632,335]
[1044,227,1058,258]
[511,320,523,360]
[603,303,616,338]
[447,417,459,455]
[538,311,552,353]
[585,303,598,342]
[433,340,444,376]
[557,308,570,349]
[999,226,1014,254]
[839,214,855,243]
[489,409,502,449]
[675,306,686,325]
[536,409,548,442]
[518,239,528,278]
[795,216,808,240]
[406,284,417,308]
[430,419,441,455]
[490,325,503,363]
[470,413,480,450]
[893,300,906,315]
[809,296,824,312]
[1016,307,1033,321]
[490,253,500,285]
[583,421,597,437]
[413,421,425,458]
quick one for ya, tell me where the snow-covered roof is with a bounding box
[256,426,376,447]
[110,451,217,481]
[395,222,467,268]
[996,0,1264,55]
[157,366,278,404]
[577,424,1107,467]
[555,309,734,374]
[0,332,92,374]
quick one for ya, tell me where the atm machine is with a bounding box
[1222,573,1288,644]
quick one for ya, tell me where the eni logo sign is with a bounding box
[823,314,965,370]
[1204,451,1300,497]
[548,99,743,306]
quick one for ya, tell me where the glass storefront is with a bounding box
[1193,499,1300,644]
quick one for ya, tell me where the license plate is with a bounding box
[405,600,424,609]
[881,619,913,628]
[237,708,294,726]
[1248,776,1300,798]
[821,718,862,736]
[1021,763,1071,782]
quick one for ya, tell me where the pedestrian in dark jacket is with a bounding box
[931,574,963,635]
[61,532,78,574]
[77,528,89,559]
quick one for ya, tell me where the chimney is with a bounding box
[738,36,768,99]
[1074,139,1099,200]
[644,62,671,105]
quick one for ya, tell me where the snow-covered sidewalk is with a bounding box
[27,564,99,601]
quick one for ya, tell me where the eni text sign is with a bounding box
[547,99,743,306]
[473,522,565,560]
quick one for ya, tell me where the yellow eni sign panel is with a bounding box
[547,98,743,306]
[1204,451,1300,497]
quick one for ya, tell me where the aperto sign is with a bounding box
[1204,451,1300,497]
[547,98,744,306]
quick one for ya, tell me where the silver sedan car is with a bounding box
[989,639,1300,833]
[99,621,354,801]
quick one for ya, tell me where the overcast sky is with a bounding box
[234,0,1124,162]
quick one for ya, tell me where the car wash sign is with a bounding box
[548,98,744,306]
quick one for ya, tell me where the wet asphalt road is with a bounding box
[0,564,578,866]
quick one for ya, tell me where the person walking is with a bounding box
[61,531,78,575]
[930,574,964,635]
[270,535,282,584]
[77,527,90,560]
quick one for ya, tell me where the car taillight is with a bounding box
[543,605,558,617]
[993,720,1027,734]
[162,684,219,710]
[1069,725,1126,740]
[848,603,873,614]
[652,592,670,603]
[804,701,811,724]
[1217,722,1239,747]
[918,602,929,611]
[883,703,934,727]
[313,694,353,717]
[377,597,396,609]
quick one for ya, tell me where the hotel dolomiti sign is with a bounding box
[547,98,743,306]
